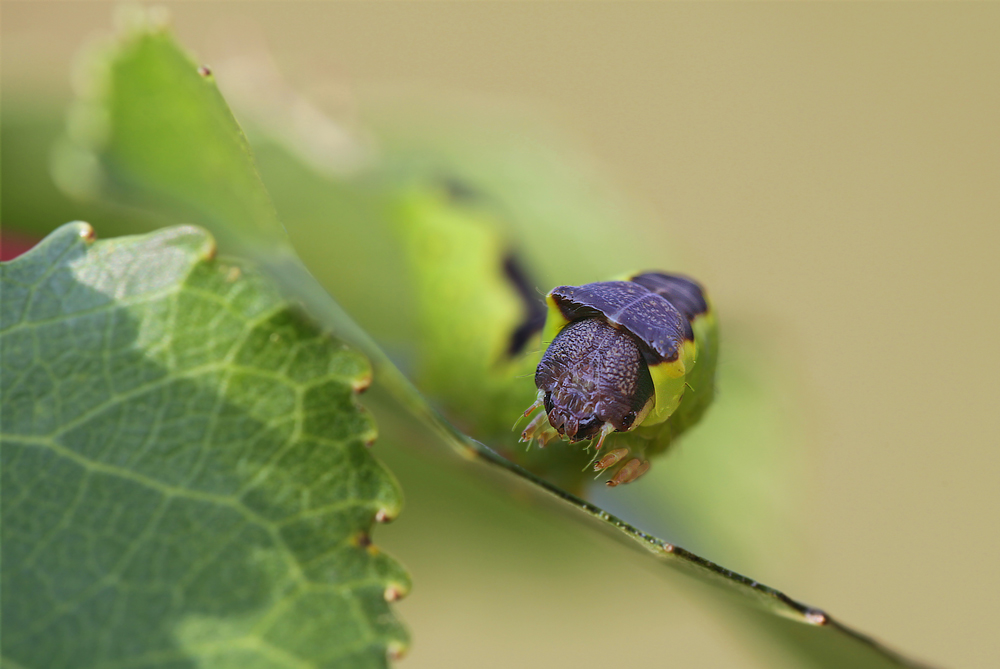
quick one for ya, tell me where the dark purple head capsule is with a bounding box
[534,318,653,442]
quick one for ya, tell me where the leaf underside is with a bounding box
[1,223,409,668]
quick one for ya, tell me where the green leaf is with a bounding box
[64,12,284,250]
[56,14,932,668]
[1,223,409,668]
[59,11,373,373]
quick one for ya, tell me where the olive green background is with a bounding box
[4,3,998,668]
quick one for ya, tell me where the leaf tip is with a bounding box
[352,371,373,394]
[386,640,408,662]
[804,609,828,626]
[384,583,408,603]
[71,220,96,243]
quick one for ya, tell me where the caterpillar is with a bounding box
[391,178,718,489]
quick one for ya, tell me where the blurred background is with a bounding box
[3,3,998,668]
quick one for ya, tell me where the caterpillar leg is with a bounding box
[594,448,629,472]
[521,391,544,418]
[605,458,650,487]
[520,410,560,447]
[593,448,650,485]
